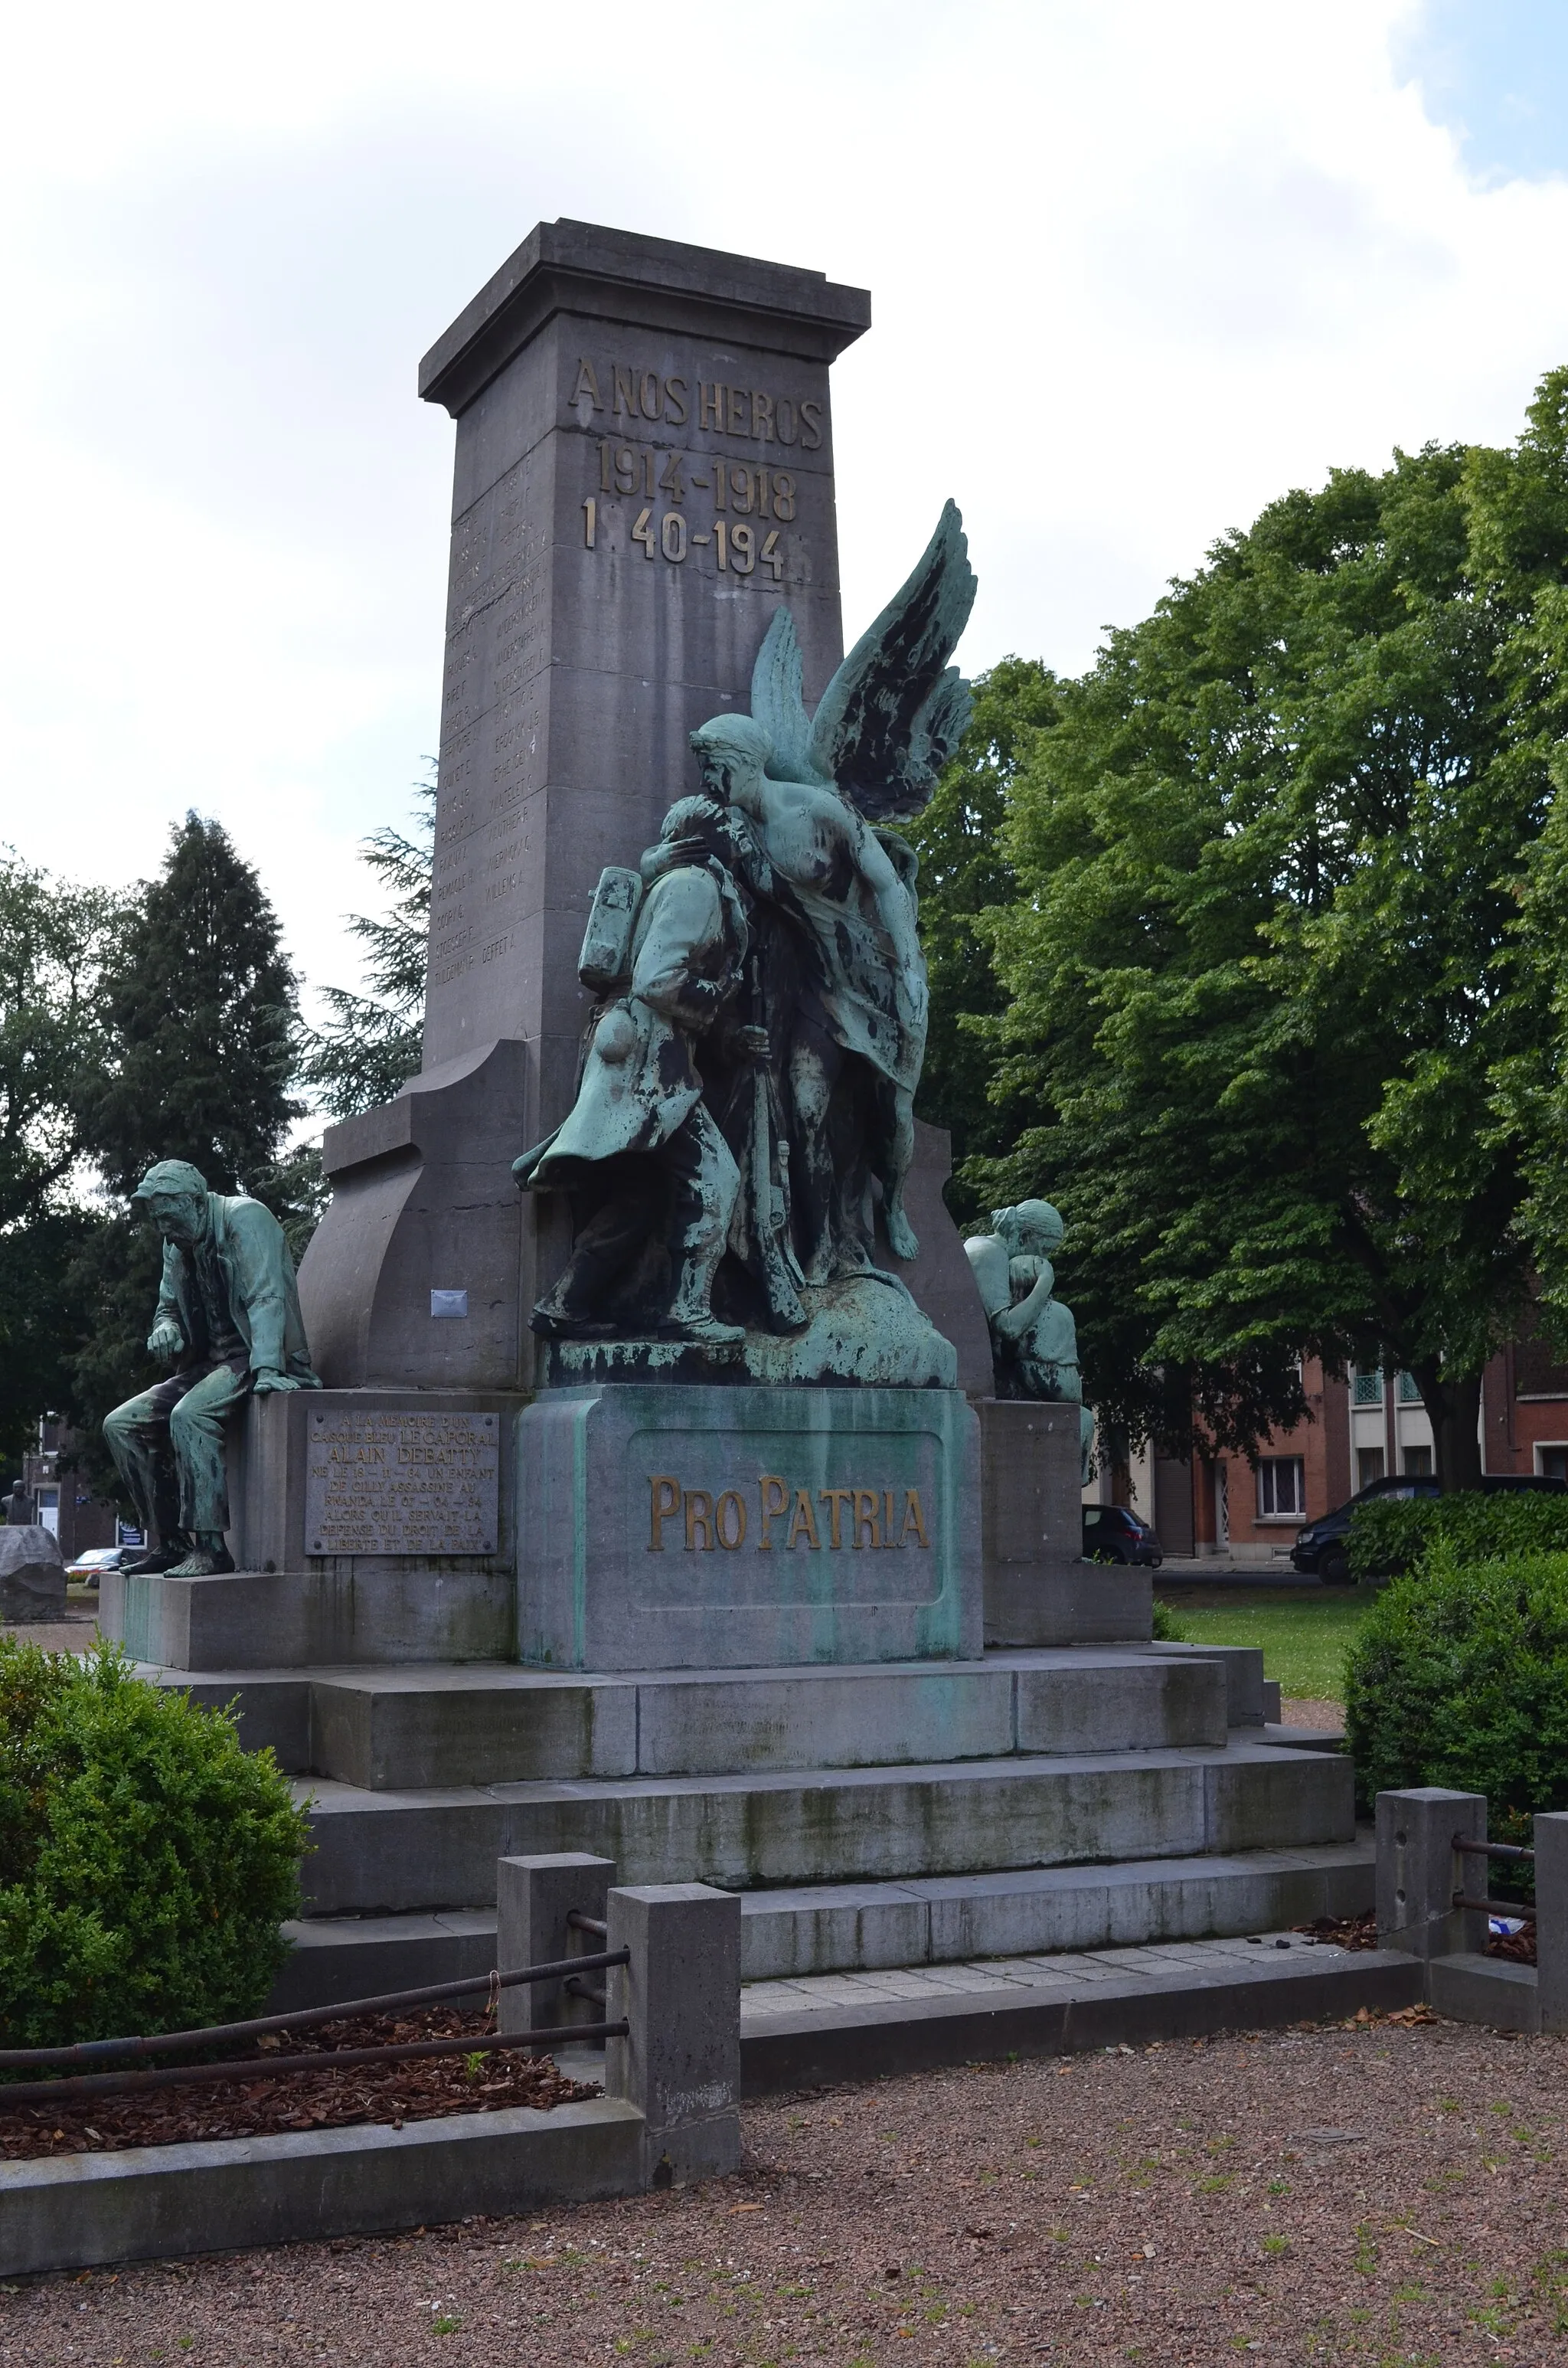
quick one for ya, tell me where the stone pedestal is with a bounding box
[98,1385,524,1670]
[516,1383,981,1670]
[978,1400,1151,1647]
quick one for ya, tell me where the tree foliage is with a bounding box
[296,775,433,1120]
[953,371,1568,1483]
[83,813,300,1199]
[0,854,122,1471]
[906,659,1058,1214]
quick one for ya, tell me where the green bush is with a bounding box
[1343,1545,1568,1814]
[1348,1490,1568,1582]
[0,1640,309,2053]
[1151,1598,1186,1641]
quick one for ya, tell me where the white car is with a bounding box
[64,1545,128,1581]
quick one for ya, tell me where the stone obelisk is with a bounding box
[299,219,989,1397]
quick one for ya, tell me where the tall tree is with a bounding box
[296,775,433,1120]
[0,856,121,1470]
[957,374,1568,1489]
[85,813,300,1197]
[905,659,1058,1217]
[70,816,302,1487]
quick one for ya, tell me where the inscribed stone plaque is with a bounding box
[305,1408,500,1557]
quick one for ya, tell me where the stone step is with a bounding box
[293,1741,1354,1916]
[735,1930,1424,2088]
[173,1647,1236,1788]
[269,1838,1374,2011]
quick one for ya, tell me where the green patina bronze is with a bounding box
[966,1200,1095,1479]
[514,503,976,1385]
[103,1159,320,1578]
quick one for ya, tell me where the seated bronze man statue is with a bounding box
[104,1159,320,1577]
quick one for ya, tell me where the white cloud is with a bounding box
[5,0,1568,1007]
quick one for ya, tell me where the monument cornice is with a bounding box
[419,218,871,417]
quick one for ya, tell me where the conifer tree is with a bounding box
[85,813,300,1196]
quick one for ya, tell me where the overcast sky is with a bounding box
[6,0,1568,1017]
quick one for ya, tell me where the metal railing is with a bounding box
[1453,1833,1537,1924]
[0,1946,631,2111]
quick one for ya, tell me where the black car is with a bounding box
[1291,1470,1567,1584]
[1083,1503,1163,1567]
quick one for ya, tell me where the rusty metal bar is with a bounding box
[0,1950,630,2074]
[567,1911,609,1938]
[0,2020,631,2111]
[1453,1892,1537,1921]
[1453,1836,1535,1863]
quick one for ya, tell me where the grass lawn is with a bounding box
[1155,1585,1369,1702]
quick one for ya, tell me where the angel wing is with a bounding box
[748,609,823,784]
[806,500,977,822]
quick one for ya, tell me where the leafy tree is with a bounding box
[960,374,1568,1488]
[296,774,433,1119]
[906,659,1058,1216]
[0,855,122,1471]
[70,816,303,1487]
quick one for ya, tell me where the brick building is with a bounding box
[1095,1306,1568,1552]
[12,1419,124,1559]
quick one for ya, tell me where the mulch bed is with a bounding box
[0,2007,596,2160]
[1292,1911,1380,1951]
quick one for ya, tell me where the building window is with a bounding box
[1257,1457,1305,1518]
[1357,1447,1386,1490]
[1402,1445,1432,1478]
[1352,1369,1384,1406]
[1397,1372,1423,1405]
[1540,1447,1568,1483]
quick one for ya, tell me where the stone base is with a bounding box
[516,1383,980,1670]
[978,1400,1149,1645]
[99,1565,512,1671]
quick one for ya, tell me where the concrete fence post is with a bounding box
[495,1853,616,2039]
[1534,1812,1568,2033]
[606,1882,742,2188]
[1376,1787,1488,1959]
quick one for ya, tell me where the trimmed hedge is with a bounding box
[1348,1490,1568,1583]
[0,1640,309,2054]
[1343,1545,1568,1814]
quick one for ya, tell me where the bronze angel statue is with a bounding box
[515,502,976,1368]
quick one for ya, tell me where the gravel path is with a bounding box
[1279,1699,1342,1729]
[9,2013,1568,2364]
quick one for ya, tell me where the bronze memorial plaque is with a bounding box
[305,1409,500,1557]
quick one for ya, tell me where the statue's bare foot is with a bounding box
[884,1205,919,1260]
[165,1545,236,1578]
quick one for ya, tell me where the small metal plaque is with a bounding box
[305,1409,499,1558]
[430,1288,469,1319]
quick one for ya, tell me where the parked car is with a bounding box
[1083,1503,1163,1567]
[1291,1470,1568,1584]
[64,1545,129,1581]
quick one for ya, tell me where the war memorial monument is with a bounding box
[100,221,1364,2023]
